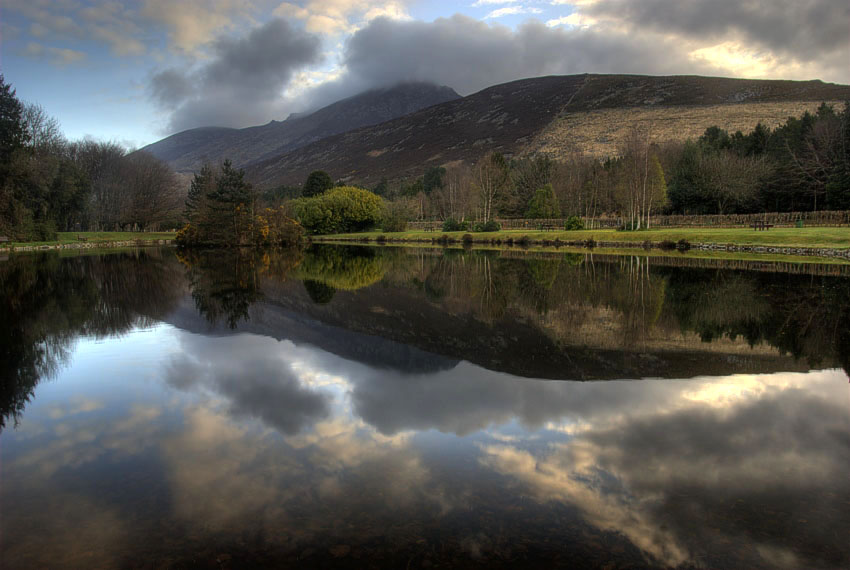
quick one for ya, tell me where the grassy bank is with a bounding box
[316,227,850,250]
[5,231,176,248]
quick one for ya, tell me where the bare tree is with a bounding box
[121,152,183,230]
[700,151,769,214]
[474,152,509,222]
[22,103,64,155]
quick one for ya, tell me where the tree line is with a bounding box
[284,101,849,228]
[0,75,182,241]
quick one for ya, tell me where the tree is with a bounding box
[525,184,561,218]
[303,170,333,197]
[206,160,257,245]
[22,103,64,155]
[474,152,509,222]
[0,75,28,163]
[701,151,768,214]
[507,155,553,216]
[423,166,446,194]
[185,164,216,221]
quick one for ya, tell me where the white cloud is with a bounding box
[485,6,543,19]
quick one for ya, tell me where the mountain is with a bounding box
[142,82,461,173]
[245,74,850,188]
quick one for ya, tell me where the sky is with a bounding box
[1,0,848,148]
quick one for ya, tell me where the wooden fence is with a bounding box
[407,210,850,231]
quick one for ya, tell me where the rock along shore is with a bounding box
[0,239,175,254]
[313,236,850,260]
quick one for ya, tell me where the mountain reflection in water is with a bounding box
[0,246,848,569]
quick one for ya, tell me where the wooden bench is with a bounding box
[750,221,774,231]
[0,236,9,244]
[76,235,89,242]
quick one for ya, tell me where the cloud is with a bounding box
[20,42,87,66]
[562,0,850,81]
[273,0,411,36]
[485,6,543,19]
[7,0,145,56]
[332,14,718,98]
[142,0,258,53]
[150,18,323,131]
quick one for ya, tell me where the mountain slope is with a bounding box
[245,74,850,188]
[142,82,460,173]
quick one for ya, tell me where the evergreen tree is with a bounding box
[303,170,333,197]
[525,184,561,218]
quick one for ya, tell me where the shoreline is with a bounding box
[0,239,175,254]
[312,234,850,260]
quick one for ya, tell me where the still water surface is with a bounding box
[1,246,848,568]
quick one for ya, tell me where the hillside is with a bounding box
[245,74,850,188]
[142,82,460,173]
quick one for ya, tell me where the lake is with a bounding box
[1,245,848,569]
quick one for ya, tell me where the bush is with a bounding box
[461,233,474,244]
[294,186,385,235]
[442,218,469,232]
[564,216,584,231]
[677,239,691,251]
[659,240,677,250]
[473,220,501,232]
[254,207,305,246]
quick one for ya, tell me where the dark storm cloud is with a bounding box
[581,0,849,61]
[151,18,322,132]
[307,14,717,104]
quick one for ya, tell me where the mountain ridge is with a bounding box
[142,82,461,173]
[243,73,850,188]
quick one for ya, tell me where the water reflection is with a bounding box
[1,247,849,568]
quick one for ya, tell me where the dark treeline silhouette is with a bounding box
[0,250,185,430]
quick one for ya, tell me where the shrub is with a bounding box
[442,218,469,232]
[473,220,501,232]
[294,186,384,235]
[677,239,691,251]
[585,237,596,249]
[254,206,305,246]
[564,216,584,231]
[659,240,677,250]
[461,233,474,244]
[516,235,530,246]
[175,223,199,247]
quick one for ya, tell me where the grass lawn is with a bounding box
[317,227,850,249]
[6,231,176,248]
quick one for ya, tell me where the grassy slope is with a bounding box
[317,227,850,249]
[7,231,175,247]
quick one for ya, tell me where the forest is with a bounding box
[0,76,182,241]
